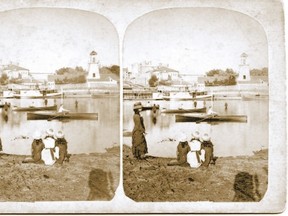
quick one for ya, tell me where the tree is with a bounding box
[148,74,158,87]
[250,67,268,76]
[0,73,8,85]
[54,66,87,84]
[110,65,120,76]
[206,69,221,76]
[205,68,237,86]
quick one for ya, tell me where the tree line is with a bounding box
[54,65,119,84]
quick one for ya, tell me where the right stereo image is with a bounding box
[122,7,269,202]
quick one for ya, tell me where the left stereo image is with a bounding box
[0,8,120,201]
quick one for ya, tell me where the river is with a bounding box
[0,97,119,155]
[123,99,268,157]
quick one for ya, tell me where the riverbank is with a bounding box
[0,146,120,202]
[123,145,268,202]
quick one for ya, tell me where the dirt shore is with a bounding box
[0,146,120,202]
[123,145,268,202]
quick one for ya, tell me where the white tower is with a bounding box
[238,53,250,81]
[87,51,100,80]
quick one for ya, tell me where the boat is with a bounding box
[241,94,269,101]
[152,92,164,100]
[161,107,206,114]
[1,90,15,98]
[142,104,160,111]
[27,111,98,120]
[91,91,119,98]
[163,92,212,101]
[14,89,62,99]
[0,102,11,108]
[12,105,57,112]
[175,113,247,123]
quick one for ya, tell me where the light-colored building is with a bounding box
[127,61,169,81]
[86,51,118,88]
[87,50,100,80]
[152,66,180,81]
[238,53,251,82]
[2,63,31,80]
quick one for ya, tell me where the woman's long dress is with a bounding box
[132,113,148,158]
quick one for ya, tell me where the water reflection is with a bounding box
[0,97,119,155]
[123,99,268,157]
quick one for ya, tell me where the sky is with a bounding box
[123,8,268,75]
[0,8,119,79]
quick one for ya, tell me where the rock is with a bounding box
[188,177,194,182]
[43,174,49,179]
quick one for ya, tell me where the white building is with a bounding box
[86,51,118,88]
[151,66,180,81]
[87,51,100,81]
[2,63,30,80]
[128,61,169,80]
[238,53,251,81]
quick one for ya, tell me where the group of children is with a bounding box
[23,128,69,166]
[168,130,215,168]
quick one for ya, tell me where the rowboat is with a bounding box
[175,113,247,123]
[27,111,98,120]
[0,103,11,108]
[142,104,160,111]
[91,92,119,98]
[161,107,206,114]
[12,105,57,112]
[241,94,269,101]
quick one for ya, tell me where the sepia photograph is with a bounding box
[0,0,286,214]
[0,7,120,201]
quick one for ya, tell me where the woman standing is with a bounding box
[132,102,148,159]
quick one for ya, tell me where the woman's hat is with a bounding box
[178,133,187,142]
[133,102,142,110]
[202,133,211,142]
[46,128,54,136]
[33,131,41,140]
[55,130,64,139]
[192,130,200,139]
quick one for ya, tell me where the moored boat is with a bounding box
[163,91,212,101]
[241,94,269,101]
[12,105,57,112]
[91,91,119,98]
[142,104,160,111]
[152,92,164,100]
[14,89,62,99]
[175,113,247,123]
[161,107,206,114]
[0,102,11,108]
[1,90,15,98]
[27,111,98,120]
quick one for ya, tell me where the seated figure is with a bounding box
[187,140,205,168]
[41,136,59,166]
[167,133,190,166]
